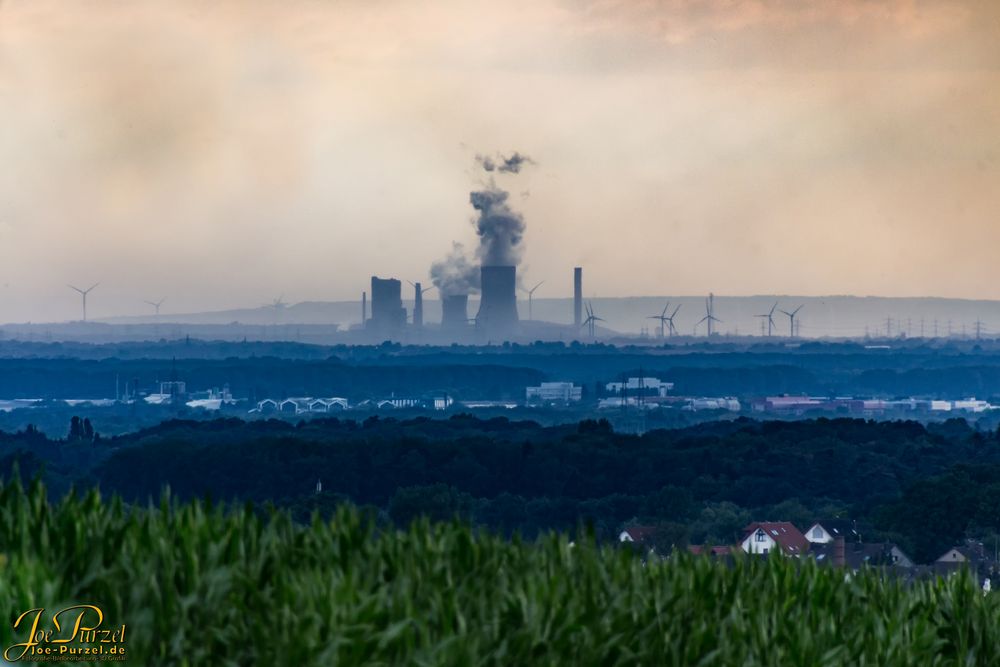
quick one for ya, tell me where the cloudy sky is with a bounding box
[0,0,998,322]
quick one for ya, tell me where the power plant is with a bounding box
[476,266,519,336]
[441,294,470,330]
[358,265,586,342]
[368,277,406,336]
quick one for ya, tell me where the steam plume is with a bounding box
[430,150,534,295]
[470,186,526,266]
[429,242,480,296]
[475,151,534,174]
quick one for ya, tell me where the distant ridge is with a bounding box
[91,295,1000,340]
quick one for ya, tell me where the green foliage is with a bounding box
[5,415,1000,560]
[388,483,474,525]
[0,480,997,665]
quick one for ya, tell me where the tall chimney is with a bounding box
[476,266,519,337]
[833,536,846,568]
[362,291,367,328]
[574,267,582,328]
[413,282,424,328]
[442,294,469,330]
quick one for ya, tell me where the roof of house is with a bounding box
[620,526,658,543]
[742,522,810,555]
[937,542,993,564]
[809,519,861,541]
[812,541,911,568]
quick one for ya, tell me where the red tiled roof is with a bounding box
[742,522,810,555]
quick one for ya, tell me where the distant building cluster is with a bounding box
[249,396,453,414]
[623,519,999,586]
[752,396,996,416]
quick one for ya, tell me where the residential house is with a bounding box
[935,541,998,579]
[740,522,809,556]
[619,526,658,545]
[811,541,914,569]
[804,519,862,545]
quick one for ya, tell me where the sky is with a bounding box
[0,0,998,322]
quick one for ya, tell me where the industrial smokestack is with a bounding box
[362,291,367,327]
[442,294,469,330]
[574,267,582,328]
[413,282,424,328]
[476,266,519,336]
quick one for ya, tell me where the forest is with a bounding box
[1,415,998,562]
[2,338,1000,400]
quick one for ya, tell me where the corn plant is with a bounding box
[0,478,995,665]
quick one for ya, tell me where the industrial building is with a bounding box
[368,276,407,336]
[526,382,583,404]
[441,294,470,331]
[605,377,674,398]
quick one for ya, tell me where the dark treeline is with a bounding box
[2,415,997,562]
[4,342,1000,399]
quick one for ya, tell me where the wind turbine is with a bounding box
[407,281,433,295]
[647,302,671,339]
[695,293,721,337]
[520,280,544,321]
[755,302,778,337]
[144,298,166,318]
[779,305,804,337]
[407,281,432,326]
[68,283,99,322]
[580,302,604,338]
[664,303,681,336]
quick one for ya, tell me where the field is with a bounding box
[0,479,996,666]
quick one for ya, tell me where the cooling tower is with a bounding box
[441,294,469,330]
[476,266,519,336]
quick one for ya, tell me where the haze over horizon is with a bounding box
[2,0,998,322]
